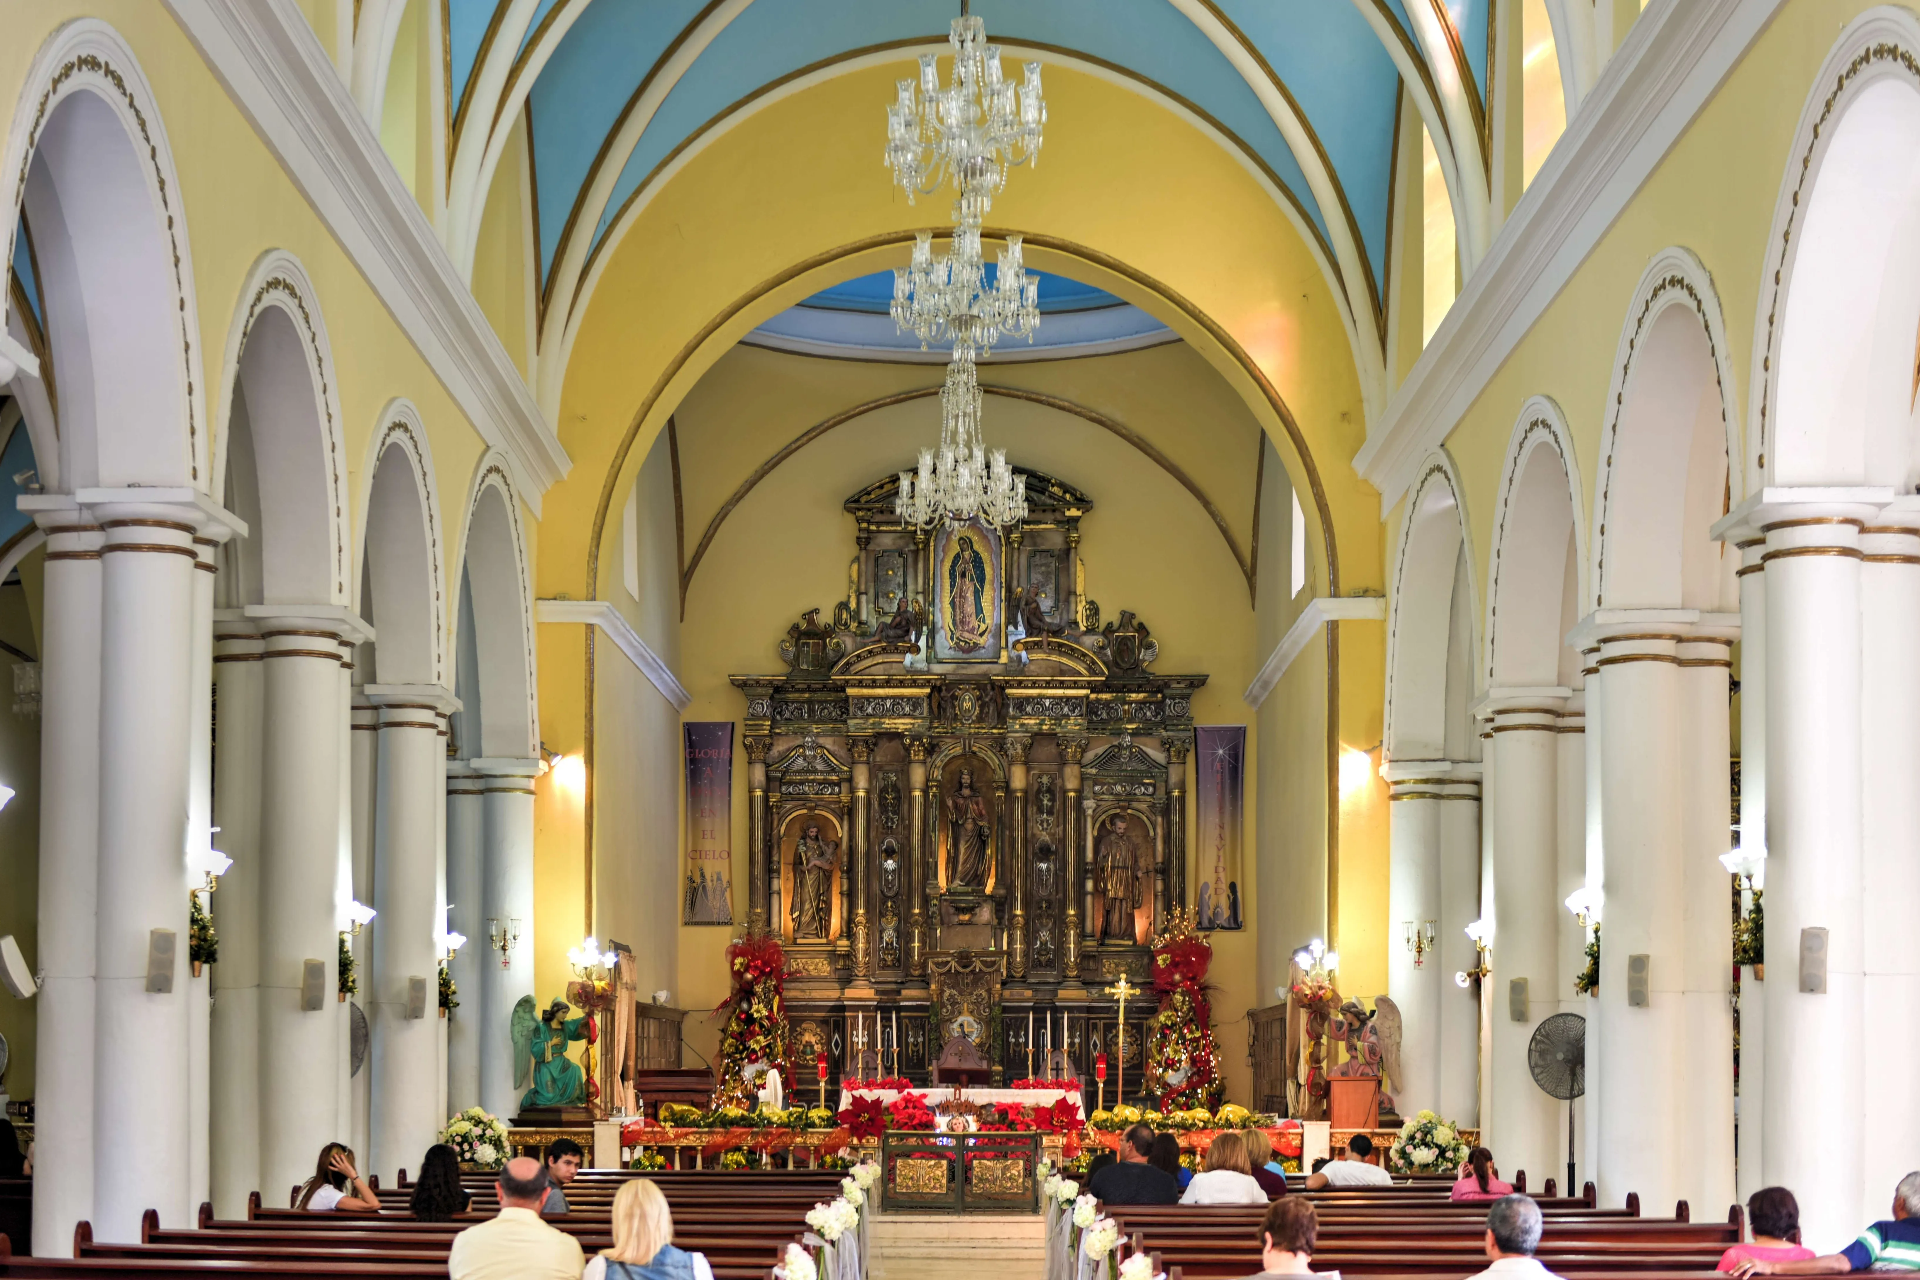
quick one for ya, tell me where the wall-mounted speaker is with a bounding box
[1508,977,1529,1022]
[301,959,328,1011]
[1799,927,1829,993]
[146,929,176,994]
[0,935,36,999]
[1626,953,1650,1007]
[407,976,429,1020]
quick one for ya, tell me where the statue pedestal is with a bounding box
[515,1105,592,1127]
[1327,1077,1380,1130]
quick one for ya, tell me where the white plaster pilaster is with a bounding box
[473,757,539,1121]
[444,763,484,1114]
[209,613,263,1218]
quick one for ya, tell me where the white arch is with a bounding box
[1387,0,1491,274]
[2,17,207,491]
[1748,6,1920,494]
[451,452,538,759]
[1484,395,1584,688]
[356,400,449,686]
[213,250,351,606]
[540,42,1371,430]
[1591,246,1739,611]
[1385,449,1479,760]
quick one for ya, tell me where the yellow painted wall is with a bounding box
[470,111,534,381]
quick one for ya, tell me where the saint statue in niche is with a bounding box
[946,535,990,653]
[791,821,839,939]
[945,767,993,888]
[1096,813,1151,942]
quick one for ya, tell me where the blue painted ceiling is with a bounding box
[447,0,1485,312]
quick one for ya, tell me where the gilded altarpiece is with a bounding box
[730,469,1208,1102]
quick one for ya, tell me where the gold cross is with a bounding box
[1104,974,1137,1104]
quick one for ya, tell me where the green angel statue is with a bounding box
[511,995,594,1108]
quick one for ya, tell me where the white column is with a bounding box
[445,764,484,1113]
[1859,514,1920,1213]
[26,511,101,1255]
[1732,534,1767,1209]
[1759,502,1871,1250]
[186,533,222,1216]
[1593,622,1684,1214]
[367,685,458,1182]
[1437,772,1482,1127]
[252,614,361,1203]
[209,615,263,1219]
[1579,649,1604,1201]
[476,759,538,1121]
[1483,694,1565,1188]
[1676,631,1735,1219]
[89,500,202,1240]
[1554,695,1588,1193]
[1384,766,1444,1117]
[348,696,377,1158]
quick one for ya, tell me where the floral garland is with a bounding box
[711,929,795,1109]
[840,1076,911,1091]
[1145,911,1223,1112]
[1009,1077,1081,1090]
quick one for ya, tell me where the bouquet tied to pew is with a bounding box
[440,1106,513,1170]
[1386,1108,1470,1175]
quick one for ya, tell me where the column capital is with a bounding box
[1567,608,1739,650]
[848,735,874,765]
[243,603,374,646]
[1713,486,1892,546]
[1005,734,1031,765]
[469,757,542,779]
[62,486,250,541]
[1862,495,1920,564]
[1380,758,1482,783]
[364,683,461,716]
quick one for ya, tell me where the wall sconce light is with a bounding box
[0,782,15,810]
[345,900,377,936]
[1719,848,1766,890]
[1404,920,1437,968]
[568,935,616,978]
[1564,887,1602,929]
[438,930,467,962]
[1456,918,1492,991]
[1292,936,1338,981]
[487,917,521,968]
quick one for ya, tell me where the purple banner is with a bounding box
[683,723,734,925]
[1195,726,1245,930]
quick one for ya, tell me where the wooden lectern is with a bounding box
[1327,1076,1381,1130]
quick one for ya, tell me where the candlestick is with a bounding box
[1027,1008,1034,1081]
[892,1008,900,1078]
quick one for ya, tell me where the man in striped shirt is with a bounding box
[1734,1172,1920,1274]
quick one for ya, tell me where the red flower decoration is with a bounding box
[837,1096,886,1140]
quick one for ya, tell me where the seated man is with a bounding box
[540,1137,583,1214]
[1303,1134,1392,1188]
[1734,1172,1920,1275]
[448,1157,585,1280]
[1465,1195,1565,1280]
[1088,1124,1180,1205]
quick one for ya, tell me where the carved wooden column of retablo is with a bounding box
[746,736,771,928]
[1165,735,1189,912]
[907,737,929,976]
[1007,735,1031,977]
[850,736,873,977]
[1061,737,1086,981]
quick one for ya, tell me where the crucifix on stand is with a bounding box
[1104,973,1137,1107]
[852,1016,870,1077]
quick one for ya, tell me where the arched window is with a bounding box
[1521,0,1567,190]
[1421,124,1457,344]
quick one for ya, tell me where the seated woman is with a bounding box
[1254,1198,1336,1278]
[1449,1147,1514,1202]
[1179,1131,1268,1205]
[1718,1187,1815,1271]
[1149,1132,1192,1191]
[295,1143,380,1211]
[408,1143,473,1221]
[585,1178,717,1280]
[1242,1128,1289,1198]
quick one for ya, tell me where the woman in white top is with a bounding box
[295,1143,381,1211]
[1180,1131,1269,1205]
[584,1178,717,1280]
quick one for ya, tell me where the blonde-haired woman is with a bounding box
[584,1178,716,1280]
[1180,1131,1269,1205]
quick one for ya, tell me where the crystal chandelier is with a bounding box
[891,227,1040,358]
[885,10,1045,227]
[895,352,1029,531]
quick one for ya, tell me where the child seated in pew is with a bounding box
[584,1177,717,1280]
[411,1143,474,1222]
[294,1142,380,1212]
[1251,1197,1336,1279]
[1451,1148,1514,1202]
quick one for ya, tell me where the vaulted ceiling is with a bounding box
[438,0,1494,342]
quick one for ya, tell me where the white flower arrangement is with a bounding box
[437,1107,512,1170]
[1118,1254,1162,1280]
[840,1177,866,1208]
[851,1160,882,1191]
[776,1242,819,1280]
[1037,1157,1056,1181]
[1387,1111,1470,1176]
[1080,1217,1120,1261]
[805,1198,860,1242]
[1072,1193,1100,1229]
[1052,1177,1080,1206]
[1043,1173,1062,1202]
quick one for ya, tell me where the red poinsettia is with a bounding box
[886,1091,936,1131]
[1047,1097,1083,1130]
[837,1095,886,1140]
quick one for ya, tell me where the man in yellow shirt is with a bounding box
[448,1156,586,1280]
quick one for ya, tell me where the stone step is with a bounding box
[869,1211,1047,1280]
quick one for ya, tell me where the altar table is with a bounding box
[837,1085,1084,1114]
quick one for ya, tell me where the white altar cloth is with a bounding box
[836,1085,1083,1113]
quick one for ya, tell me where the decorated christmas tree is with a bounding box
[1145,910,1224,1111]
[710,926,795,1110]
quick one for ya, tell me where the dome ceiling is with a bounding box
[443,0,1493,337]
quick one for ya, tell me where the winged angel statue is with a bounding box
[1326,995,1406,1114]
[511,995,592,1109]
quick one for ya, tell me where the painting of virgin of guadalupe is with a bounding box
[935,519,1001,661]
